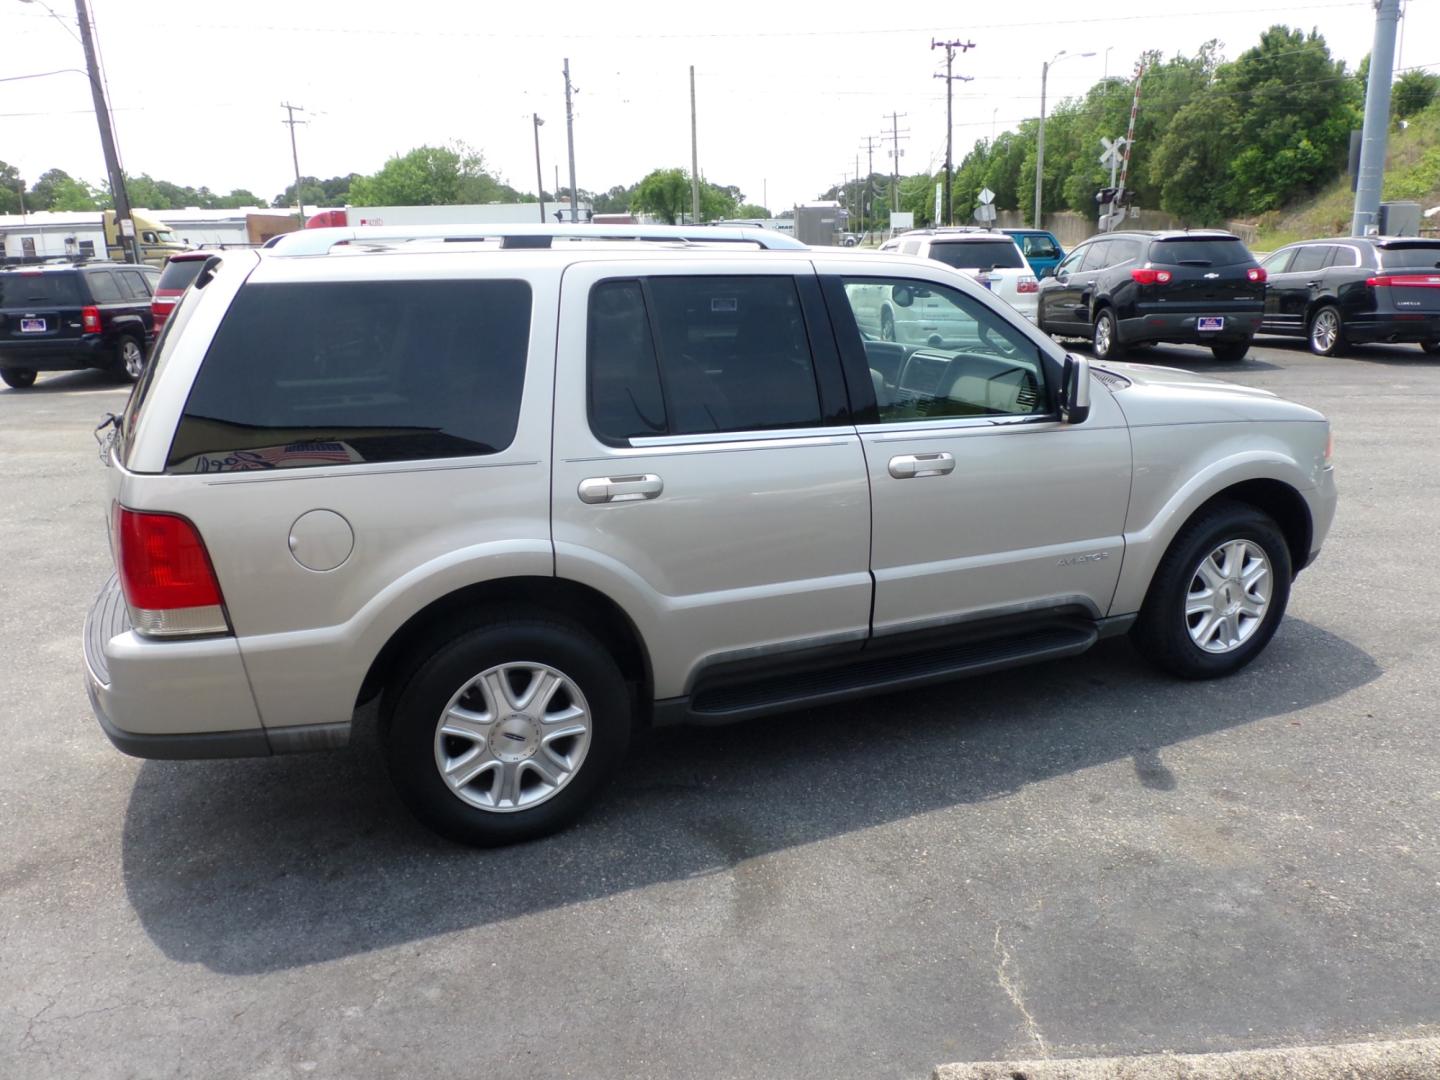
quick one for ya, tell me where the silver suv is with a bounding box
[85,224,1337,846]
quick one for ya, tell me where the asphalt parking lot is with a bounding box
[2,338,1438,1080]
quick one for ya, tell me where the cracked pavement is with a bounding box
[1,340,1438,1079]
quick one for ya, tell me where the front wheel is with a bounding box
[1092,308,1125,361]
[1421,340,1440,356]
[1210,337,1252,362]
[1132,500,1293,679]
[880,308,896,342]
[113,335,145,382]
[1,368,37,389]
[1308,305,1345,357]
[385,613,632,846]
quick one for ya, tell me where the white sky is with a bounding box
[3,0,1437,211]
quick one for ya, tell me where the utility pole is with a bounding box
[563,59,579,224]
[886,112,910,215]
[532,114,546,223]
[932,39,975,227]
[861,135,878,239]
[73,0,137,262]
[1035,50,1095,229]
[280,102,306,226]
[1352,0,1402,236]
[855,154,861,236]
[690,65,701,224]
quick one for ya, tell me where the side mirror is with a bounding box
[891,285,915,308]
[1061,354,1091,424]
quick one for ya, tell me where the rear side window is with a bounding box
[1148,238,1253,267]
[1079,241,1112,272]
[0,273,81,307]
[165,279,531,473]
[1378,244,1440,270]
[1290,246,1332,273]
[1108,239,1142,266]
[87,271,122,302]
[119,269,152,299]
[157,258,209,292]
[587,275,822,442]
[930,240,1024,270]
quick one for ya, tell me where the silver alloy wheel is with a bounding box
[1311,308,1340,353]
[433,661,592,813]
[1094,313,1113,356]
[121,339,145,379]
[1185,538,1273,654]
[880,309,896,342]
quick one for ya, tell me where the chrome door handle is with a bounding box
[888,452,955,479]
[1307,280,1321,287]
[578,473,664,504]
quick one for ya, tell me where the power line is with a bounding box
[932,38,975,226]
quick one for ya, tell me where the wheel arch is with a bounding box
[357,576,653,726]
[1191,478,1312,572]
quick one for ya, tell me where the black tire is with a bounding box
[1421,340,1440,356]
[384,612,632,846]
[880,308,896,342]
[1,368,37,389]
[1092,307,1125,361]
[1307,304,1346,357]
[113,335,146,382]
[1131,500,1293,679]
[1210,337,1252,362]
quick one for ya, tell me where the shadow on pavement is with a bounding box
[0,369,128,395]
[121,617,1379,975]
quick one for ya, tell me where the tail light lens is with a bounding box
[1247,267,1267,283]
[1017,275,1038,294]
[1367,275,1440,288]
[114,506,229,637]
[81,306,102,334]
[1131,268,1172,285]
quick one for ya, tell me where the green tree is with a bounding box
[26,168,77,210]
[0,160,22,214]
[1393,70,1439,120]
[48,175,103,211]
[631,168,690,223]
[346,144,522,207]
[735,203,770,218]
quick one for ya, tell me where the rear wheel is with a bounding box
[1132,500,1292,679]
[1092,307,1125,361]
[1307,305,1345,357]
[113,335,145,382]
[1,368,37,389]
[384,613,632,846]
[880,308,896,342]
[1210,337,1252,362]
[1422,340,1440,356]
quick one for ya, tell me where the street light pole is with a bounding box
[1034,49,1095,229]
[532,114,546,223]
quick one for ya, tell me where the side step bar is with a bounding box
[667,622,1098,726]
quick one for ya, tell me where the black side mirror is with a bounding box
[891,285,915,308]
[1061,354,1091,424]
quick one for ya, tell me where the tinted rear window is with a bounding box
[1378,244,1440,270]
[929,240,1025,270]
[0,273,81,308]
[1148,238,1253,267]
[157,257,210,292]
[166,279,531,473]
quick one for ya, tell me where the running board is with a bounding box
[673,623,1098,726]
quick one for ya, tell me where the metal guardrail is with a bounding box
[265,223,810,257]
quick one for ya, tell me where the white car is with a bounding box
[880,229,1039,322]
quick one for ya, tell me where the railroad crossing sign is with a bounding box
[1099,136,1127,169]
[977,186,995,205]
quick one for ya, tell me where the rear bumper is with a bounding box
[1345,313,1440,344]
[1120,310,1264,345]
[0,335,108,372]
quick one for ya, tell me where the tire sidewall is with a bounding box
[1093,308,1121,360]
[1308,306,1343,357]
[1211,337,1252,362]
[115,335,144,381]
[385,619,632,846]
[1,368,37,389]
[1136,504,1293,679]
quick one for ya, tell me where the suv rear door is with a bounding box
[0,270,86,347]
[1144,236,1263,312]
[551,259,872,703]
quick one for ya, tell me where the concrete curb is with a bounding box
[933,1037,1440,1080]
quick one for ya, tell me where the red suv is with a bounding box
[152,251,213,333]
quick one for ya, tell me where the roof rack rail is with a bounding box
[265,223,809,257]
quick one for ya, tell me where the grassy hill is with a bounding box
[1252,98,1440,248]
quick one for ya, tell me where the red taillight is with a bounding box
[1017,275,1038,294]
[151,298,175,328]
[1367,274,1440,288]
[81,305,101,334]
[1247,267,1267,283]
[114,507,228,636]
[1131,268,1172,285]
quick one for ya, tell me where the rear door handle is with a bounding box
[578,473,663,504]
[888,452,955,479]
[1307,280,1321,288]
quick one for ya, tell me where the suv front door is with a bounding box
[551,261,873,702]
[826,269,1132,635]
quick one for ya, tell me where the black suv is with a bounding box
[1036,230,1266,362]
[0,261,160,389]
[1256,236,1440,357]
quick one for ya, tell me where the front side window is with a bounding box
[1055,246,1086,275]
[586,275,823,442]
[840,277,1048,422]
[1079,241,1112,272]
[1020,234,1060,259]
[166,279,531,473]
[1261,248,1295,274]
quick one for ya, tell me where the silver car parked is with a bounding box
[85,224,1336,845]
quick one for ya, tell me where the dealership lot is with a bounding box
[1,340,1438,1079]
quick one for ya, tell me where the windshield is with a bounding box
[1378,244,1440,270]
[1149,238,1253,266]
[0,273,81,308]
[929,240,1025,270]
